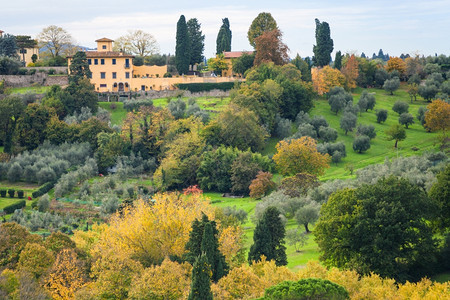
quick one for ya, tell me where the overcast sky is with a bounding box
[3,0,449,59]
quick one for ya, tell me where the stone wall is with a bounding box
[0,73,68,87]
[27,67,67,74]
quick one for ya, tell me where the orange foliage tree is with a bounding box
[311,66,346,95]
[254,29,289,66]
[341,54,359,90]
[386,56,406,78]
[424,99,450,136]
[273,137,330,176]
[249,171,276,199]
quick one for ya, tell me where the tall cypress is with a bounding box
[187,18,205,65]
[69,51,92,85]
[188,253,213,300]
[334,51,343,70]
[313,18,334,67]
[248,206,287,266]
[175,15,190,75]
[216,18,232,54]
[185,214,228,282]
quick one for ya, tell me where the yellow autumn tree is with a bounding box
[44,249,87,300]
[386,56,406,77]
[128,258,192,299]
[17,243,54,279]
[341,54,359,90]
[424,99,450,136]
[311,66,346,95]
[273,136,330,176]
[94,193,215,267]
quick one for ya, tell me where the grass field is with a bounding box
[0,181,39,210]
[9,86,52,94]
[98,102,127,125]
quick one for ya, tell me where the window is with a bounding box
[141,85,146,91]
[125,72,130,79]
[100,84,107,88]
[102,45,107,49]
[100,72,106,79]
[101,59,105,65]
[112,72,117,79]
[112,58,116,65]
[88,59,91,65]
[19,49,27,54]
[94,59,98,65]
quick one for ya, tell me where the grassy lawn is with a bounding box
[206,192,320,270]
[99,102,127,126]
[0,181,40,210]
[9,86,51,94]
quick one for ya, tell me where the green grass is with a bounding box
[312,85,439,180]
[99,102,127,126]
[0,146,4,153]
[432,272,450,283]
[9,86,51,94]
[207,192,320,270]
[0,181,39,210]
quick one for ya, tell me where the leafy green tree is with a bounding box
[315,177,438,282]
[230,152,262,195]
[399,113,415,129]
[247,12,278,48]
[295,202,320,233]
[188,254,213,300]
[392,100,409,115]
[248,206,287,266]
[0,95,25,153]
[232,52,255,76]
[418,84,438,102]
[352,135,371,153]
[0,33,18,57]
[318,126,338,143]
[429,164,450,230]
[216,18,232,54]
[334,50,343,70]
[261,278,349,300]
[376,109,388,123]
[339,112,357,135]
[385,124,406,148]
[60,78,98,114]
[285,228,309,252]
[69,51,91,85]
[356,124,376,139]
[383,77,400,95]
[187,18,205,65]
[175,15,190,75]
[0,56,20,75]
[16,103,53,150]
[313,19,334,67]
[291,54,312,81]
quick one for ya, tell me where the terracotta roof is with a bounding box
[95,38,114,42]
[223,51,254,58]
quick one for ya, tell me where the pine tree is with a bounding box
[334,50,342,70]
[313,18,334,67]
[175,15,190,75]
[188,253,213,300]
[187,18,205,65]
[248,206,287,266]
[185,214,228,281]
[216,18,232,54]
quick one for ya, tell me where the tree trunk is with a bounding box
[394,139,398,148]
[304,223,310,233]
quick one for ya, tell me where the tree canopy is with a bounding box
[175,15,190,75]
[216,18,232,54]
[37,25,74,57]
[187,18,205,65]
[247,12,278,48]
[313,19,334,67]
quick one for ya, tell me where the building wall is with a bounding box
[86,56,133,92]
[133,65,167,78]
[18,47,39,66]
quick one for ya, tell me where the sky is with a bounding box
[2,0,450,59]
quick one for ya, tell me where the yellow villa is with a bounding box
[0,30,39,66]
[222,51,254,77]
[68,38,238,92]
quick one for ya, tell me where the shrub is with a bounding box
[32,181,56,198]
[8,189,15,198]
[176,82,235,92]
[275,118,292,139]
[0,189,6,197]
[3,200,26,214]
[37,194,50,212]
[376,109,388,123]
[47,68,56,75]
[17,190,24,198]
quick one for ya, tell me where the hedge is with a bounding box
[175,82,235,92]
[32,181,56,198]
[3,200,26,214]
[0,190,6,197]
[17,190,24,198]
[8,189,15,198]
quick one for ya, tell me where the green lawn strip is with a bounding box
[207,192,320,270]
[98,102,127,126]
[9,86,51,94]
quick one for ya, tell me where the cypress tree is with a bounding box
[216,18,232,54]
[188,253,213,300]
[248,206,287,266]
[69,51,92,85]
[175,15,190,75]
[334,50,343,70]
[185,214,228,281]
[187,18,205,66]
[313,18,334,67]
